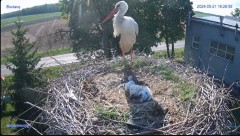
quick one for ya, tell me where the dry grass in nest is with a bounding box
[21,56,240,135]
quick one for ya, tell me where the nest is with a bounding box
[22,57,240,135]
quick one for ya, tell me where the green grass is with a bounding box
[1,12,61,28]
[110,55,180,82]
[1,66,63,90]
[193,11,210,17]
[95,105,129,122]
[110,59,125,69]
[110,56,153,69]
[1,57,9,65]
[38,48,72,58]
[40,66,63,81]
[132,57,152,69]
[1,103,18,135]
[171,81,196,102]
[154,48,184,60]
[1,48,72,65]
[152,64,180,82]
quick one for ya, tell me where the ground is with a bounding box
[1,18,70,56]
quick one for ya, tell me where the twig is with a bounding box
[102,117,173,135]
[24,121,43,135]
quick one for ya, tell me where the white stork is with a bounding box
[102,1,139,65]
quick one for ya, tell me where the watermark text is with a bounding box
[197,4,232,9]
[6,5,21,9]
[6,124,30,128]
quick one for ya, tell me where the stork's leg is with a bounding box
[120,46,126,62]
[130,48,133,65]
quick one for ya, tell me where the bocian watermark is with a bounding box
[6,124,30,128]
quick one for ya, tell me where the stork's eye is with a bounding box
[117,5,120,8]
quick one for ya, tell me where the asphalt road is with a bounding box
[1,40,185,76]
[151,40,185,51]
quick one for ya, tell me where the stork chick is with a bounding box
[124,76,153,103]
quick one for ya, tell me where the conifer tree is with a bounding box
[7,17,44,113]
[7,17,43,90]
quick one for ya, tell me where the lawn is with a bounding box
[193,11,210,17]
[38,48,72,58]
[1,47,72,65]
[154,48,184,60]
[1,12,61,28]
[1,103,18,135]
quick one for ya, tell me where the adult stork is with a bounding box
[102,1,139,65]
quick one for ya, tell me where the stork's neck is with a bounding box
[116,4,128,18]
[116,9,127,17]
[114,11,125,25]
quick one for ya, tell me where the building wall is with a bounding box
[184,20,240,83]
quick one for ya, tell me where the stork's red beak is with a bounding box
[102,8,118,23]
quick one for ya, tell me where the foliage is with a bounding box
[61,0,119,59]
[6,17,46,114]
[1,67,62,94]
[158,0,193,58]
[1,76,14,91]
[59,0,75,19]
[1,76,14,114]
[7,17,44,90]
[231,8,240,18]
[1,3,60,19]
[60,0,192,59]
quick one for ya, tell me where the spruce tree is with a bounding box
[8,17,43,90]
[7,17,44,113]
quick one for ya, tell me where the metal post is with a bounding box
[220,16,224,36]
[188,11,191,26]
[235,23,239,41]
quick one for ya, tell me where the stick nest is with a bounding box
[26,57,240,135]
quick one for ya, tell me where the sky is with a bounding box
[1,0,240,15]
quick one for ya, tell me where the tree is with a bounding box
[60,0,120,59]
[60,0,160,59]
[59,0,75,20]
[7,17,44,113]
[231,8,240,18]
[158,0,192,58]
[60,0,193,59]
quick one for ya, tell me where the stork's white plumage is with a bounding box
[102,1,139,64]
